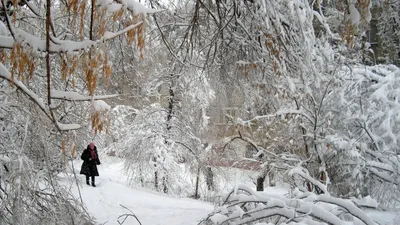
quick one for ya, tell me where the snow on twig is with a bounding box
[289,167,328,194]
[202,184,376,225]
[0,62,81,130]
[0,62,50,120]
[238,109,313,126]
[314,195,377,225]
[50,90,118,101]
[0,21,143,53]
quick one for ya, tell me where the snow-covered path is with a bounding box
[65,158,213,225]
[62,156,400,225]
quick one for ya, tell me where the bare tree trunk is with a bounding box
[256,176,265,191]
[162,176,168,194]
[205,166,214,191]
[139,167,144,186]
[194,166,200,199]
[90,0,95,41]
[166,74,174,131]
[153,156,158,190]
[46,0,51,106]
[161,73,175,194]
[155,170,158,189]
[294,97,309,157]
[268,171,275,187]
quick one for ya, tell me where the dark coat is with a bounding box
[80,145,100,177]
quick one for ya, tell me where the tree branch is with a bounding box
[118,204,142,225]
[0,22,143,53]
[50,90,118,101]
[0,62,53,122]
[1,0,16,39]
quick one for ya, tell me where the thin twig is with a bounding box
[117,204,142,225]
[1,0,16,39]
[70,158,84,205]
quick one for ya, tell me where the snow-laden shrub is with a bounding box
[0,84,91,225]
[107,104,194,196]
[1,156,91,225]
[200,184,377,225]
[0,145,90,225]
[320,65,400,207]
[251,64,400,207]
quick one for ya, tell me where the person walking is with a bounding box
[80,142,101,187]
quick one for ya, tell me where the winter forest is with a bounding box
[1,0,400,224]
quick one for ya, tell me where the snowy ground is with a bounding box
[62,158,213,225]
[60,155,400,225]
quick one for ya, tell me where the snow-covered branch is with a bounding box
[238,109,313,126]
[201,185,377,225]
[102,21,143,41]
[50,90,118,101]
[0,63,82,131]
[113,0,164,16]
[289,167,328,194]
[315,195,377,225]
[0,21,143,53]
[0,62,51,120]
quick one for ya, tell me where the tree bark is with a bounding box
[46,0,51,106]
[162,176,168,193]
[194,166,200,198]
[166,73,174,131]
[256,176,265,191]
[153,156,158,190]
[161,73,175,194]
[90,0,95,41]
[205,166,214,191]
